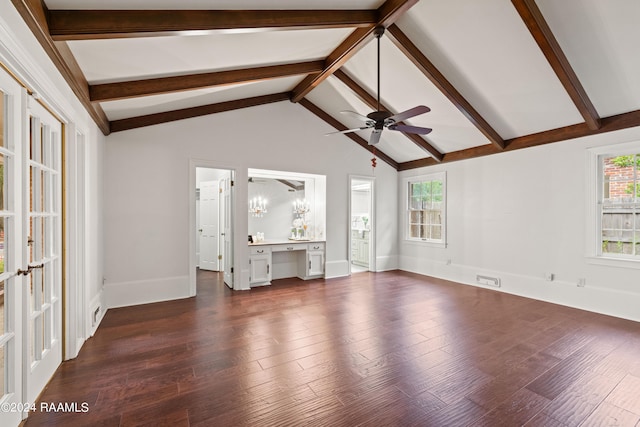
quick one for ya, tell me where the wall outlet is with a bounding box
[446,259,452,265]
[545,272,554,281]
[577,278,586,287]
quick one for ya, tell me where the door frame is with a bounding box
[348,175,376,274]
[188,159,236,295]
[63,125,87,360]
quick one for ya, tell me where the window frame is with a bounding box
[587,141,640,268]
[404,172,447,247]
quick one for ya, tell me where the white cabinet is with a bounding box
[249,242,325,286]
[306,243,325,278]
[249,247,271,286]
[351,230,369,267]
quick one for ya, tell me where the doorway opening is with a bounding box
[190,165,235,295]
[349,176,375,274]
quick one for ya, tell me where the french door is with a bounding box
[0,67,62,425]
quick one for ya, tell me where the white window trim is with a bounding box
[586,141,640,268]
[403,172,447,248]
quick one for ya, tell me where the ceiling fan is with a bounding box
[327,26,432,146]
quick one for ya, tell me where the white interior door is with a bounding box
[0,66,26,427]
[199,180,219,271]
[222,176,234,288]
[24,98,62,405]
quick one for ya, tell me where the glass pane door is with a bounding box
[24,100,62,405]
[0,66,25,427]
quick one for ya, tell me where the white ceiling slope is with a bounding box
[17,0,640,169]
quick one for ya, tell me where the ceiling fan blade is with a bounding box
[388,124,433,135]
[340,110,371,121]
[369,129,382,145]
[387,105,431,123]
[325,126,371,136]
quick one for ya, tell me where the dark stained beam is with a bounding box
[512,0,600,130]
[11,0,111,134]
[386,24,506,150]
[90,61,324,102]
[290,0,419,103]
[398,108,640,171]
[298,98,398,170]
[333,69,443,162]
[110,92,290,132]
[48,9,378,41]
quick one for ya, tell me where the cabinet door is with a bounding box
[250,254,271,285]
[307,251,325,277]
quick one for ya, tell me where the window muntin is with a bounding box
[406,173,445,244]
[600,153,640,258]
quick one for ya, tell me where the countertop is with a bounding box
[248,239,325,246]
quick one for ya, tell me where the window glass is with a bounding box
[600,154,640,258]
[406,174,445,244]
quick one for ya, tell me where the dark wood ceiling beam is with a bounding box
[89,61,324,102]
[512,0,600,131]
[298,98,398,170]
[110,92,290,133]
[111,92,289,132]
[398,108,640,171]
[48,9,378,41]
[333,69,443,162]
[10,0,111,134]
[290,0,419,103]
[386,24,506,150]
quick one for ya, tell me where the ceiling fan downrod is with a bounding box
[374,26,385,112]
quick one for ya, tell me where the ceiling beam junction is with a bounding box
[398,107,640,171]
[299,98,398,170]
[333,69,443,162]
[511,0,600,130]
[10,0,111,134]
[289,0,419,103]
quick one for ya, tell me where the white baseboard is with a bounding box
[375,255,398,272]
[325,260,350,279]
[399,255,640,323]
[105,275,191,309]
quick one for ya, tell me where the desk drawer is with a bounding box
[272,243,306,252]
[250,246,271,255]
[307,242,325,251]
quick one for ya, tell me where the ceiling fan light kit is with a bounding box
[326,25,432,147]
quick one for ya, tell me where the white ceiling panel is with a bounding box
[68,28,353,84]
[398,0,585,139]
[537,0,640,117]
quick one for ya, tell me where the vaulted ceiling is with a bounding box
[12,0,640,170]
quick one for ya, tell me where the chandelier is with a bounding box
[249,196,268,217]
[293,199,310,215]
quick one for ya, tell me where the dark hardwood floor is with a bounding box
[25,270,640,426]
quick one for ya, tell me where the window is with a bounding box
[406,172,446,245]
[598,151,640,259]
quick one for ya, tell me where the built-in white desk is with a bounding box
[248,240,325,287]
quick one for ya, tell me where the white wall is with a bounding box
[104,101,398,306]
[399,127,640,322]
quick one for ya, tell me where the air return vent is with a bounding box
[476,275,501,287]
